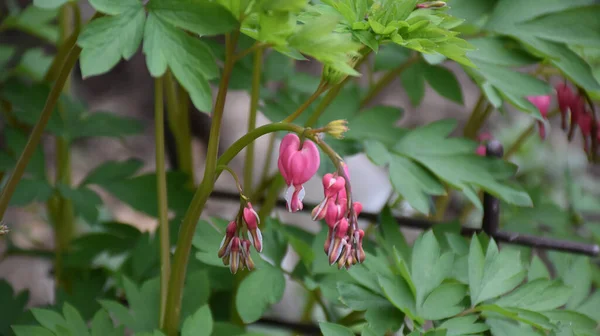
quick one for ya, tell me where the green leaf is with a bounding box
[562,256,592,309]
[33,0,71,9]
[516,7,600,47]
[576,292,600,322]
[260,218,288,266]
[77,3,146,77]
[337,283,389,311]
[14,48,54,81]
[439,315,489,336]
[400,61,425,107]
[143,13,217,112]
[345,106,404,146]
[364,305,404,335]
[423,65,463,104]
[378,275,417,319]
[379,206,411,262]
[485,318,539,336]
[471,59,553,97]
[1,126,46,179]
[1,6,59,43]
[494,279,572,311]
[469,238,526,306]
[63,303,91,336]
[528,255,550,281]
[235,265,285,323]
[89,0,143,15]
[374,44,411,71]
[467,37,538,67]
[91,309,122,336]
[69,111,144,139]
[31,308,67,333]
[12,326,55,336]
[99,300,136,329]
[147,0,237,36]
[319,322,354,336]
[182,305,213,336]
[420,283,467,320]
[82,159,143,186]
[519,37,600,92]
[9,178,53,206]
[57,184,103,224]
[411,231,454,307]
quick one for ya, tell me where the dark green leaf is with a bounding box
[70,112,144,139]
[99,300,136,329]
[12,326,55,336]
[82,159,143,186]
[260,218,288,266]
[400,61,425,107]
[14,48,53,81]
[528,255,550,281]
[181,271,211,324]
[424,65,463,104]
[181,305,212,336]
[143,13,218,112]
[379,206,411,262]
[471,59,553,97]
[389,154,443,214]
[57,184,103,224]
[31,308,67,333]
[77,3,146,77]
[33,0,71,9]
[1,126,46,179]
[485,318,539,336]
[122,277,160,332]
[319,322,354,336]
[63,303,90,336]
[147,0,237,36]
[89,0,142,15]
[374,44,411,71]
[411,231,454,308]
[9,178,53,206]
[378,275,418,319]
[91,309,123,336]
[235,265,286,323]
[1,6,59,43]
[562,256,592,309]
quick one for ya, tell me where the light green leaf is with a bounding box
[182,305,212,336]
[236,265,286,323]
[99,300,135,329]
[77,5,146,77]
[411,231,454,308]
[562,257,592,309]
[467,37,538,67]
[319,322,354,336]
[1,6,59,43]
[31,308,68,333]
[420,283,467,319]
[91,309,122,336]
[439,315,489,336]
[346,106,404,146]
[379,206,411,262]
[485,318,540,336]
[14,48,53,81]
[364,140,392,166]
[364,305,404,335]
[147,0,237,36]
[516,7,600,47]
[400,61,425,107]
[143,13,217,112]
[337,283,389,311]
[469,239,526,306]
[528,255,550,281]
[494,279,572,311]
[63,303,91,336]
[576,292,600,322]
[33,0,71,9]
[471,59,553,97]
[378,275,417,319]
[424,65,463,104]
[388,155,442,214]
[89,0,142,15]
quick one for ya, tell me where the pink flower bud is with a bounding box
[218,221,237,258]
[243,203,260,230]
[476,145,487,156]
[328,218,349,265]
[528,95,551,139]
[352,202,363,217]
[355,229,366,264]
[322,174,345,198]
[325,200,345,227]
[240,239,255,271]
[229,237,241,274]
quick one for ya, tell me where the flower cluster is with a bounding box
[278,133,365,269]
[527,82,598,158]
[475,132,493,156]
[218,202,262,274]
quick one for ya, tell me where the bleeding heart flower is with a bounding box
[243,203,262,253]
[527,95,551,140]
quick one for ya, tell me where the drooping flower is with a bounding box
[556,83,575,130]
[229,237,241,274]
[527,95,551,139]
[311,173,346,221]
[240,239,255,271]
[278,133,320,212]
[218,221,238,258]
[475,132,492,156]
[328,218,349,265]
[243,202,262,253]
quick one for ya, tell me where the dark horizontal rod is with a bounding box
[208,190,600,257]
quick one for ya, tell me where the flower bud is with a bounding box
[218,221,237,258]
[229,237,241,274]
[324,120,349,139]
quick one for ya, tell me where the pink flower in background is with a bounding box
[556,83,575,130]
[278,133,320,212]
[527,95,551,139]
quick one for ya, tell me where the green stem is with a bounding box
[305,83,342,128]
[359,55,418,109]
[154,76,171,327]
[178,85,193,185]
[162,31,240,335]
[282,81,328,123]
[504,124,536,160]
[217,165,244,195]
[463,94,485,139]
[243,48,262,193]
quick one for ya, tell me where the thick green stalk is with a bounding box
[177,85,194,185]
[463,94,485,139]
[305,83,343,128]
[282,81,328,123]
[154,77,171,326]
[243,48,262,193]
[162,32,240,335]
[164,72,194,183]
